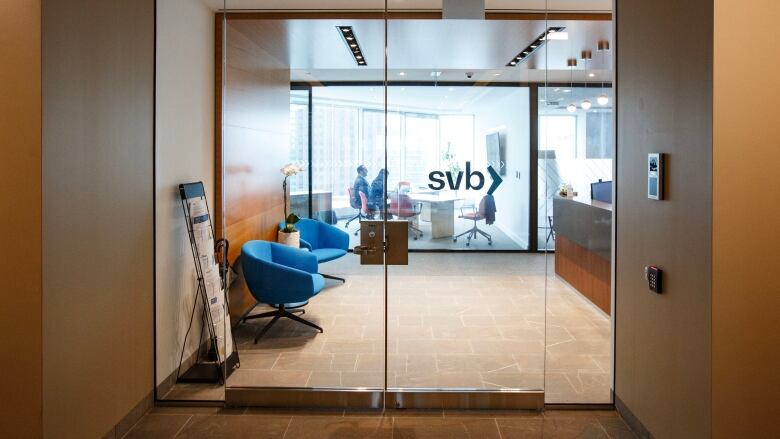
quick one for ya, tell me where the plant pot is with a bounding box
[277,230,300,248]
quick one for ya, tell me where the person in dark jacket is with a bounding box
[352,165,369,208]
[369,169,387,213]
[483,194,497,225]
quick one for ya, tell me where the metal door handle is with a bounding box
[353,245,377,255]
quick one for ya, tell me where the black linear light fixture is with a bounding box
[506,26,566,67]
[337,26,367,66]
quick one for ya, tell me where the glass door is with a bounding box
[204,1,613,410]
[383,16,547,408]
[220,13,388,406]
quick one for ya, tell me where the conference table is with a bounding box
[408,191,465,239]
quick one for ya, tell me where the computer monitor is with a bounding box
[591,180,612,203]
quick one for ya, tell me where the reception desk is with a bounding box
[553,196,612,315]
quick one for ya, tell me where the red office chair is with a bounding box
[454,195,493,246]
[388,193,423,240]
[345,186,363,228]
[355,191,376,236]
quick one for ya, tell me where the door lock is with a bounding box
[353,245,377,255]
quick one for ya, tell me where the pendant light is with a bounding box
[597,40,610,106]
[566,58,577,112]
[580,50,593,110]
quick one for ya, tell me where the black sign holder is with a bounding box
[176,182,239,384]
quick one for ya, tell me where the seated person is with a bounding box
[352,165,369,208]
[369,169,387,213]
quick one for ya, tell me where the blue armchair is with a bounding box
[280,218,350,283]
[241,240,324,343]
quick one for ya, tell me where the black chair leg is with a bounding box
[321,274,346,283]
[243,309,278,321]
[345,211,362,228]
[250,304,322,343]
[254,314,281,343]
[286,311,323,333]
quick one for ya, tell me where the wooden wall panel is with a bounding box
[713,1,780,436]
[42,0,154,437]
[615,0,712,437]
[217,19,291,321]
[0,1,42,436]
[554,235,611,315]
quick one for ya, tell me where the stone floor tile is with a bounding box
[121,414,191,439]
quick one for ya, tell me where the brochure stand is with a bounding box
[176,182,239,384]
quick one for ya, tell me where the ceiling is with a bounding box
[228,18,613,83]
[307,83,612,113]
[205,0,611,12]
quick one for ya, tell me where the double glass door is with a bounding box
[155,1,613,408]
[220,13,552,409]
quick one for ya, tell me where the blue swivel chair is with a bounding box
[279,218,350,283]
[241,240,324,343]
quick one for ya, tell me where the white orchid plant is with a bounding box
[280,163,305,233]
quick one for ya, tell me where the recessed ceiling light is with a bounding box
[337,26,366,66]
[494,73,501,76]
[399,71,406,76]
[547,31,569,41]
[588,73,595,77]
[506,26,565,67]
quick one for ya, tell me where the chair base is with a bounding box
[321,273,346,283]
[345,211,363,228]
[454,223,492,247]
[244,304,323,343]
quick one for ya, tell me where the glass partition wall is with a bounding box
[156,1,614,408]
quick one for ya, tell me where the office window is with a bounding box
[289,90,309,194]
[311,103,360,209]
[403,114,439,187]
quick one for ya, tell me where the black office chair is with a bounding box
[454,195,493,246]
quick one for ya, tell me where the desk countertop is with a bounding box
[553,196,612,260]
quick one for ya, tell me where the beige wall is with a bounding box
[614,0,712,437]
[155,0,216,390]
[713,1,780,437]
[42,0,154,437]
[0,1,42,437]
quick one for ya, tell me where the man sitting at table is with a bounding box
[352,164,369,203]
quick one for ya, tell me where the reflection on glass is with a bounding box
[538,87,613,250]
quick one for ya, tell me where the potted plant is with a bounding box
[278,163,304,247]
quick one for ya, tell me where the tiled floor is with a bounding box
[123,407,636,438]
[220,253,611,404]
